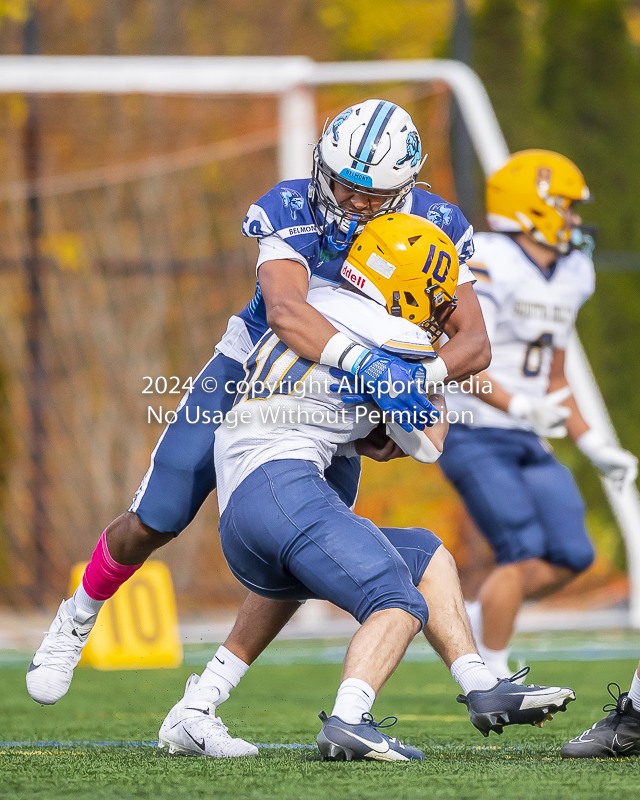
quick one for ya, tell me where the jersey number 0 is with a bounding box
[522,332,553,377]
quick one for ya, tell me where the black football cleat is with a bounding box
[560,684,640,759]
[457,666,576,737]
[317,711,425,762]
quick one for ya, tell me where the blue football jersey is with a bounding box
[238,178,473,344]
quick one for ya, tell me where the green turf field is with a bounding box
[1,645,638,800]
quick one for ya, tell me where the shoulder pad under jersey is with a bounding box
[242,179,318,242]
[408,187,474,263]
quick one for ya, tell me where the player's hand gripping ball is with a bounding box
[330,349,439,433]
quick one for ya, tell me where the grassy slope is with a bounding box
[1,657,639,800]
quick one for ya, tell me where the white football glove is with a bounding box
[508,387,572,438]
[577,430,638,490]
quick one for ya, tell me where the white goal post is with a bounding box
[2,55,639,625]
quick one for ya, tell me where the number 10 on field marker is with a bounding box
[68,561,183,670]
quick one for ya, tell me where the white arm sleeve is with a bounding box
[457,260,476,286]
[256,235,310,277]
[386,422,442,463]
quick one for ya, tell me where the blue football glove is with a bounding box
[332,349,438,432]
[329,368,373,404]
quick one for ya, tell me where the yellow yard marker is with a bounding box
[69,561,183,670]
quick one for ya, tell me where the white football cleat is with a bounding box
[26,599,96,705]
[158,674,258,758]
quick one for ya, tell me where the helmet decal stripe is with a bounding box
[351,101,396,172]
[351,100,386,167]
[362,104,397,174]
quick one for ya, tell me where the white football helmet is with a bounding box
[309,99,428,250]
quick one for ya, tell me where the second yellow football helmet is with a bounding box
[340,213,459,342]
[486,149,590,250]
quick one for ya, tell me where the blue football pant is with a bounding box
[130,352,361,534]
[220,459,442,627]
[439,424,594,572]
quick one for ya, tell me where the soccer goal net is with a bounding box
[0,56,637,626]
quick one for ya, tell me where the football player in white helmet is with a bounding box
[27,101,491,757]
[308,100,427,249]
[439,150,638,683]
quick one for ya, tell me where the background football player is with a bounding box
[157,214,574,762]
[439,150,638,680]
[27,100,490,757]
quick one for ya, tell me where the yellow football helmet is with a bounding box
[486,150,590,250]
[341,213,459,342]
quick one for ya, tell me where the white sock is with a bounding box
[71,585,103,620]
[628,668,640,710]
[197,646,249,708]
[479,645,511,680]
[450,653,498,694]
[331,678,376,724]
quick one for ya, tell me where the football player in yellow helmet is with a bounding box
[341,212,459,343]
[192,208,577,758]
[438,151,638,698]
[486,149,591,253]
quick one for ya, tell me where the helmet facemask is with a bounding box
[420,283,458,343]
[529,196,587,254]
[569,223,597,258]
[309,146,415,251]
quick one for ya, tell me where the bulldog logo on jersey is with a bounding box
[427,203,453,227]
[330,108,352,143]
[395,131,422,168]
[280,188,304,220]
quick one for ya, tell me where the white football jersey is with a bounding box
[214,286,436,513]
[445,232,595,430]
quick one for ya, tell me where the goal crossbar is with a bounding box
[0,56,507,177]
